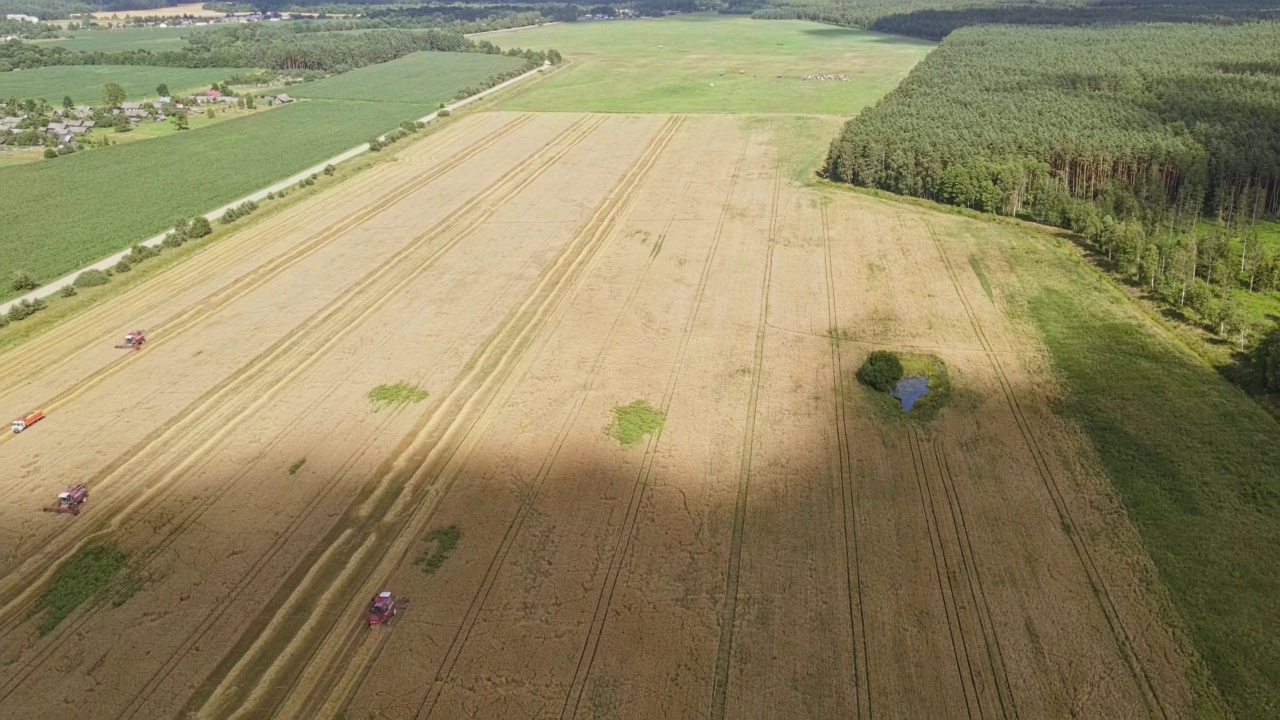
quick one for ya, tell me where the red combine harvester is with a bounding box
[366,591,403,627]
[11,410,44,433]
[44,484,88,515]
[115,330,146,351]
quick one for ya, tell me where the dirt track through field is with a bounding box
[0,113,1199,719]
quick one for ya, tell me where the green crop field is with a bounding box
[0,52,518,294]
[32,25,193,52]
[495,15,934,114]
[0,65,252,105]
[288,50,524,104]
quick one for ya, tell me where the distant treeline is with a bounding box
[754,0,1280,41]
[825,22,1280,225]
[0,20,561,72]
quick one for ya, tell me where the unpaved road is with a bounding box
[0,112,1197,719]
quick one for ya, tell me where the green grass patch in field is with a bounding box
[968,255,994,303]
[0,65,251,106]
[0,51,513,297]
[289,50,525,104]
[35,25,194,52]
[496,15,933,114]
[33,544,128,635]
[415,525,460,575]
[606,399,666,446]
[1010,228,1279,719]
[288,457,306,476]
[368,381,428,411]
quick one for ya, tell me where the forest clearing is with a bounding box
[0,110,1233,719]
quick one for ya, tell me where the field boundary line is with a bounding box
[0,63,550,317]
[821,203,872,719]
[919,217,1169,720]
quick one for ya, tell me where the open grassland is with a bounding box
[288,50,525,104]
[495,15,933,114]
[0,51,525,296]
[0,112,1235,720]
[33,26,194,52]
[0,65,251,105]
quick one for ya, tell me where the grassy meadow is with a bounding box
[495,15,934,114]
[32,25,194,52]
[0,65,251,105]
[287,50,525,104]
[0,52,517,294]
[955,216,1280,718]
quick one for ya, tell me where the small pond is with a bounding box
[891,375,930,411]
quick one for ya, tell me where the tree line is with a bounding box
[825,22,1280,223]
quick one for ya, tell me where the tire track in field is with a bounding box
[0,116,593,653]
[919,218,1168,720]
[0,115,535,449]
[906,425,981,720]
[821,204,873,720]
[553,127,754,720]
[187,116,678,720]
[931,441,1018,719]
[707,142,781,720]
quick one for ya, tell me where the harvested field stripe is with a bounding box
[920,218,1170,720]
[186,115,668,720]
[0,114,538,447]
[708,148,779,720]
[117,115,611,720]
[821,204,872,719]
[908,427,981,719]
[401,116,687,719]
[0,115,581,640]
[0,112,514,395]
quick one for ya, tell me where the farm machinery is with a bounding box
[115,330,147,351]
[43,484,88,515]
[11,410,44,433]
[366,591,406,627]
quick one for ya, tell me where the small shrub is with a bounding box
[8,301,30,322]
[400,120,417,133]
[129,244,159,263]
[368,138,382,152]
[323,164,335,176]
[11,270,39,292]
[161,232,183,249]
[414,121,425,129]
[438,108,451,117]
[267,191,276,200]
[857,350,903,392]
[114,259,132,273]
[74,269,110,288]
[59,285,77,298]
[189,216,211,238]
[43,147,57,159]
[0,313,8,328]
[219,209,236,225]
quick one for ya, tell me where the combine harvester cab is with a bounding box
[116,330,146,351]
[44,484,88,515]
[11,410,44,433]
[366,591,399,627]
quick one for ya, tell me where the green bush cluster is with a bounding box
[6,296,47,323]
[218,199,259,225]
[73,269,110,288]
[856,350,903,392]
